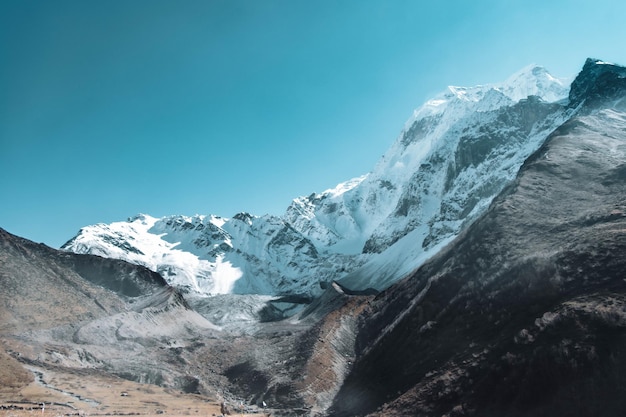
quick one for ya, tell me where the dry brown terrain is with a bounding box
[0,346,266,417]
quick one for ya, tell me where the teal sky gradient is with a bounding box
[2,0,626,247]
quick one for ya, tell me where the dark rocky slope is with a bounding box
[0,228,160,333]
[330,59,626,416]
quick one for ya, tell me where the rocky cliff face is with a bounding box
[62,64,571,298]
[330,59,626,417]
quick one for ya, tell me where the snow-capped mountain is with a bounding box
[63,211,360,297]
[332,58,626,417]
[63,62,573,297]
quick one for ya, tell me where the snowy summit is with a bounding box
[63,63,572,297]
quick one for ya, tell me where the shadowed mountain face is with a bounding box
[330,60,626,417]
[0,228,221,393]
[0,228,164,333]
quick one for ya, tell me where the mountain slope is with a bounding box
[0,226,372,414]
[330,58,626,417]
[0,227,219,393]
[1,228,131,333]
[62,64,571,298]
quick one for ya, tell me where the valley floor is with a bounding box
[0,349,268,417]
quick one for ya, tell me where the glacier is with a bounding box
[63,64,572,298]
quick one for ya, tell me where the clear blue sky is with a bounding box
[1,0,625,248]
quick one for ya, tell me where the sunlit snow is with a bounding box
[212,256,243,294]
[64,63,573,301]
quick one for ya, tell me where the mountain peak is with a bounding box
[569,58,626,108]
[584,57,616,67]
[62,59,600,299]
[127,213,158,225]
[507,62,546,77]
[500,63,569,103]
[406,62,569,129]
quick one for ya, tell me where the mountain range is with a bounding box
[2,58,626,416]
[62,62,571,299]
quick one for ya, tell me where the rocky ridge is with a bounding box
[330,58,626,417]
[62,64,571,298]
